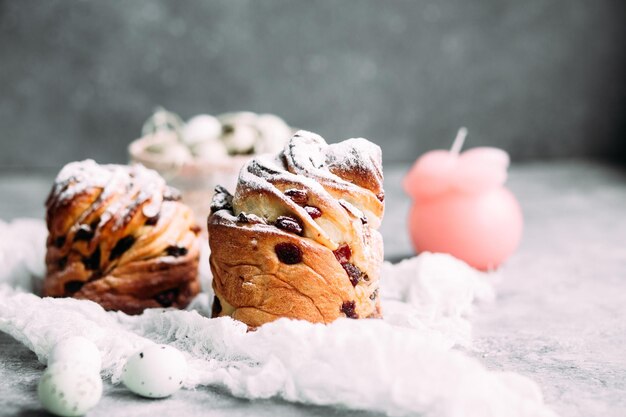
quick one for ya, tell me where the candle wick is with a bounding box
[450,127,468,156]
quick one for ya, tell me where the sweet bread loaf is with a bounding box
[208,130,384,327]
[44,160,201,314]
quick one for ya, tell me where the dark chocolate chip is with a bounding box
[275,216,303,235]
[376,192,385,202]
[154,288,179,307]
[109,236,135,261]
[57,256,68,269]
[369,289,379,301]
[75,224,94,242]
[304,206,322,219]
[333,244,352,264]
[284,189,308,205]
[360,216,368,225]
[145,213,160,226]
[340,301,359,319]
[275,242,302,264]
[140,352,144,358]
[222,124,235,135]
[342,263,364,286]
[165,245,188,257]
[64,280,84,294]
[83,247,101,270]
[54,236,66,248]
[211,296,222,318]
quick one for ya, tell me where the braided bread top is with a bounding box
[45,160,199,302]
[213,130,385,285]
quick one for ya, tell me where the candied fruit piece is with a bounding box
[275,216,303,235]
[304,206,322,219]
[284,189,308,205]
[342,263,364,286]
[340,301,358,319]
[333,244,352,264]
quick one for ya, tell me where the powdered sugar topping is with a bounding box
[47,160,172,233]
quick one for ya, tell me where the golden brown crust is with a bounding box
[44,160,201,315]
[208,131,384,327]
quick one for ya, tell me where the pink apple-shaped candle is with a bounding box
[403,128,523,271]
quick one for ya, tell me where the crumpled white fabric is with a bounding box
[0,218,557,417]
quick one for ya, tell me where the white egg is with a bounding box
[218,111,258,126]
[159,142,193,165]
[222,124,257,154]
[182,114,222,146]
[38,362,102,417]
[48,336,102,373]
[255,114,292,154]
[191,139,229,162]
[144,132,179,154]
[121,344,188,398]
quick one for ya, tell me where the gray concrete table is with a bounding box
[1,161,625,416]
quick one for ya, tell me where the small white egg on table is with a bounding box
[38,362,103,417]
[121,344,188,399]
[48,336,102,373]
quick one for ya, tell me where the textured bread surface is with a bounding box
[208,130,384,327]
[44,160,201,314]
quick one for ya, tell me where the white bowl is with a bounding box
[129,132,251,230]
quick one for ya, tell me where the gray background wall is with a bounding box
[0,0,624,169]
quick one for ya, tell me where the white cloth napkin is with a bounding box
[0,218,557,417]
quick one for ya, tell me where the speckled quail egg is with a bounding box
[182,114,222,147]
[38,362,103,417]
[48,336,101,374]
[121,344,188,398]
